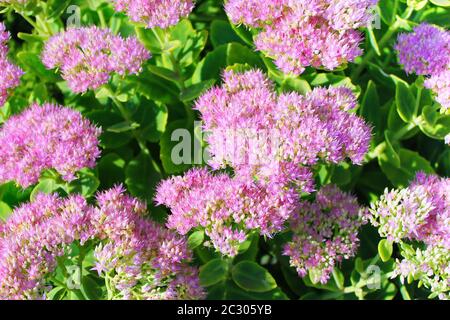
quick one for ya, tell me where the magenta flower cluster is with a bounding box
[0,103,101,188]
[395,23,450,112]
[156,168,299,257]
[225,0,378,75]
[284,185,366,284]
[42,26,150,93]
[370,173,449,299]
[157,69,370,257]
[0,22,23,107]
[112,0,195,29]
[195,69,371,189]
[0,185,204,300]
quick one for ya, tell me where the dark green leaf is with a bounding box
[232,261,277,292]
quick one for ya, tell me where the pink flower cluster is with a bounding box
[396,24,450,112]
[42,26,150,93]
[0,22,23,107]
[284,185,366,284]
[0,103,101,188]
[157,69,370,257]
[195,70,371,189]
[0,185,204,300]
[156,168,299,257]
[370,173,449,299]
[225,0,378,74]
[113,0,195,29]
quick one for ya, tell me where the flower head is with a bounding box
[424,69,450,112]
[42,26,150,93]
[195,70,371,189]
[0,103,101,187]
[156,168,299,257]
[0,186,204,300]
[225,0,378,75]
[395,24,450,76]
[283,185,366,284]
[396,24,450,113]
[113,0,195,29]
[370,173,450,299]
[0,22,23,107]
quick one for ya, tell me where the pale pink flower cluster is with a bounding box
[156,168,300,257]
[284,185,367,284]
[157,69,371,257]
[225,0,378,74]
[42,26,150,93]
[0,186,204,300]
[370,173,450,299]
[0,103,101,188]
[396,24,450,112]
[195,70,371,189]
[112,0,195,29]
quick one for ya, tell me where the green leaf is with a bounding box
[199,258,229,287]
[379,148,435,187]
[148,65,180,83]
[86,110,133,149]
[125,152,162,202]
[135,27,163,54]
[48,0,72,19]
[281,77,312,95]
[430,0,450,6]
[395,81,417,123]
[230,23,255,47]
[30,178,61,201]
[210,20,245,48]
[234,233,259,263]
[378,239,393,262]
[361,80,382,131]
[180,79,215,102]
[331,269,345,291]
[67,169,100,198]
[97,153,126,189]
[226,43,265,70]
[169,19,208,67]
[232,261,277,292]
[131,100,168,143]
[224,281,288,300]
[80,276,103,300]
[187,230,205,250]
[17,51,60,82]
[367,26,381,56]
[307,73,360,96]
[46,286,66,300]
[130,70,179,104]
[17,32,47,43]
[378,0,398,25]
[419,113,450,140]
[159,120,193,174]
[192,43,264,83]
[0,201,12,222]
[192,45,227,82]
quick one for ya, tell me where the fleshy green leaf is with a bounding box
[232,261,277,292]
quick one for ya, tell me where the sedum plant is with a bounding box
[0,0,448,301]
